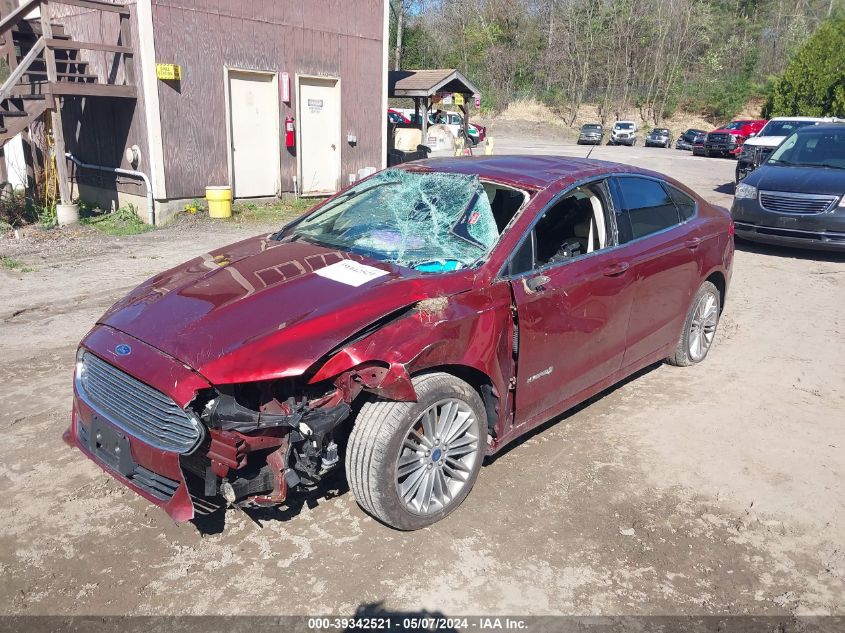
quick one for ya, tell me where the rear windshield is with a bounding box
[760,120,817,137]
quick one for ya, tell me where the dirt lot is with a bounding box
[1,127,844,619]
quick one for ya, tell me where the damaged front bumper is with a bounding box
[65,325,352,522]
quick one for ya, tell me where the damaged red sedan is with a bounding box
[66,156,733,530]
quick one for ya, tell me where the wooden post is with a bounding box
[420,96,428,142]
[119,10,134,86]
[40,1,72,205]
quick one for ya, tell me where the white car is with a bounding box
[609,121,638,146]
[736,116,843,182]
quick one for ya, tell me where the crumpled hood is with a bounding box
[98,234,471,385]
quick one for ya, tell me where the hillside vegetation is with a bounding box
[393,0,843,124]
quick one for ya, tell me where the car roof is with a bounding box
[405,155,644,190]
[768,116,829,121]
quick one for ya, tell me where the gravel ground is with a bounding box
[1,127,843,619]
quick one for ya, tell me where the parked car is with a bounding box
[645,127,673,148]
[676,129,707,150]
[577,123,604,145]
[735,117,841,182]
[704,119,767,158]
[732,124,845,251]
[66,157,734,530]
[387,108,411,124]
[609,120,638,145]
[691,131,708,156]
[433,110,486,145]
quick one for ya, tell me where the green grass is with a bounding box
[226,198,319,225]
[80,204,153,236]
[1,256,33,273]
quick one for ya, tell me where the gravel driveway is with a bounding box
[1,127,843,618]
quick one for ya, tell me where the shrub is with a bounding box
[766,17,845,117]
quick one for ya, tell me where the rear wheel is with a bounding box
[346,372,486,530]
[667,281,721,367]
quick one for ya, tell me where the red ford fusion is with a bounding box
[66,156,734,530]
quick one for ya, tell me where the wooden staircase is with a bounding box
[0,0,136,198]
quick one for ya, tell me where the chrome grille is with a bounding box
[759,191,838,215]
[78,352,203,453]
[708,133,729,144]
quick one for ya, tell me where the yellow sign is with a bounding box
[453,93,465,106]
[156,63,182,81]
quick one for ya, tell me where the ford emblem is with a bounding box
[115,344,132,356]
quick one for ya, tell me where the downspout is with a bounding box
[65,152,156,226]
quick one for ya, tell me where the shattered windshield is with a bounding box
[277,169,500,271]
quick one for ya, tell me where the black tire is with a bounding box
[345,372,487,530]
[666,281,721,367]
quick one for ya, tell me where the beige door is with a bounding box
[298,76,340,195]
[228,70,280,198]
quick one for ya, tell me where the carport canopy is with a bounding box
[388,69,481,141]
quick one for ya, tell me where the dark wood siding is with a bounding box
[151,0,385,200]
[54,1,150,199]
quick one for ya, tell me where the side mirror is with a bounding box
[525,275,550,293]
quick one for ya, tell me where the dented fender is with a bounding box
[307,282,516,432]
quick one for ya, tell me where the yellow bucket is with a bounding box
[206,186,233,218]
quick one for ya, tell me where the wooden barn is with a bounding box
[0,0,389,223]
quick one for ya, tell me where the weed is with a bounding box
[1,256,33,272]
[230,197,317,225]
[185,198,206,214]
[80,203,153,236]
[38,203,57,228]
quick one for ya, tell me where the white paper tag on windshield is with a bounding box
[315,260,389,287]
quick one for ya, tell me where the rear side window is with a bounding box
[614,177,681,242]
[666,185,696,221]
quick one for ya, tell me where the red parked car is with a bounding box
[66,157,734,530]
[704,119,767,158]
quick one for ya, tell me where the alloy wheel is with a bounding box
[688,292,719,361]
[394,398,479,516]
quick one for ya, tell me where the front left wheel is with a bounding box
[346,372,486,530]
[667,281,721,367]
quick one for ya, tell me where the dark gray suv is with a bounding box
[731,124,845,251]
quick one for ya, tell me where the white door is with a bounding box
[298,76,340,195]
[228,70,280,198]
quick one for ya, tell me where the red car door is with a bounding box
[609,176,703,368]
[507,180,637,428]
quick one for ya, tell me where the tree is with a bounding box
[765,16,845,117]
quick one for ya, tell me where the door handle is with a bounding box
[684,237,702,250]
[524,274,550,293]
[602,262,629,277]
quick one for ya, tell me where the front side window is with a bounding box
[275,169,502,270]
[506,181,612,276]
[613,177,681,242]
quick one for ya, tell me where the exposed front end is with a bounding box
[735,142,778,182]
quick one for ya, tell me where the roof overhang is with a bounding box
[388,69,480,99]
